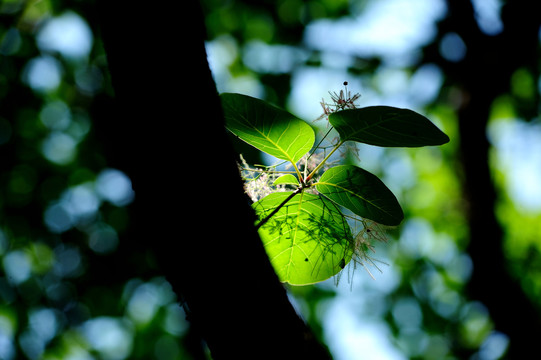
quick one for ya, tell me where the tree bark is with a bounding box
[96,1,331,359]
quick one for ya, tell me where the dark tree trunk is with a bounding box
[434,0,541,356]
[95,1,331,359]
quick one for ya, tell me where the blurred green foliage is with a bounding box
[1,1,195,359]
[1,0,540,359]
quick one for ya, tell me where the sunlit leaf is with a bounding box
[273,174,299,186]
[253,192,353,285]
[329,106,450,147]
[316,165,404,226]
[221,93,315,163]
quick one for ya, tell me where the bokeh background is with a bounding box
[1,0,540,359]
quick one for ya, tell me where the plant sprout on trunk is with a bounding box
[221,84,449,285]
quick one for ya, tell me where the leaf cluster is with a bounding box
[221,90,449,285]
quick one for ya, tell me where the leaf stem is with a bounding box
[240,167,298,174]
[308,127,335,161]
[305,140,344,182]
[291,162,303,183]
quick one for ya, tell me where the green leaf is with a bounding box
[253,192,353,285]
[273,174,299,186]
[316,165,404,226]
[329,106,450,147]
[221,93,315,163]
